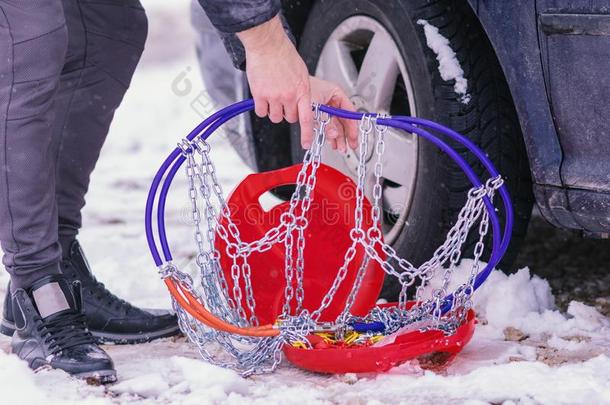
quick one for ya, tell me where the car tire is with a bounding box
[288,0,534,300]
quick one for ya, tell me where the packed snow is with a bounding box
[0,2,609,404]
[417,19,471,104]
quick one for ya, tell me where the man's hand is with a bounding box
[237,15,357,152]
[308,76,358,152]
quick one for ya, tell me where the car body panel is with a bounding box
[468,0,564,188]
[537,11,610,191]
[456,0,610,233]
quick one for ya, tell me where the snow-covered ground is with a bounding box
[1,2,609,404]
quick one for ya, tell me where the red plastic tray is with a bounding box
[216,164,385,325]
[283,304,476,374]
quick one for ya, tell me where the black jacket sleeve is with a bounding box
[197,0,281,34]
[197,1,296,71]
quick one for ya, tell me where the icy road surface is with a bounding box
[1,1,609,404]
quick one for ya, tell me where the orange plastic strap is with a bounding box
[164,279,279,337]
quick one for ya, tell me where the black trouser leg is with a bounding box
[55,0,147,252]
[0,0,147,289]
[0,0,68,289]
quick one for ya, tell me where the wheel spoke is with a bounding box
[321,144,353,180]
[317,38,358,95]
[356,31,399,111]
[379,129,417,186]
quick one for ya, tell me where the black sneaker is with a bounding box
[10,275,116,383]
[2,240,180,344]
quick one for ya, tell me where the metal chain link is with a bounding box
[162,109,504,375]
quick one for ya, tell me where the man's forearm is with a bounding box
[236,14,286,56]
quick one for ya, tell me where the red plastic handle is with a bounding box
[232,164,304,202]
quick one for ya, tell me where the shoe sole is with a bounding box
[93,325,182,345]
[74,369,117,384]
[1,317,180,344]
[32,364,117,384]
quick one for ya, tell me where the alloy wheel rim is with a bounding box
[315,15,418,244]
